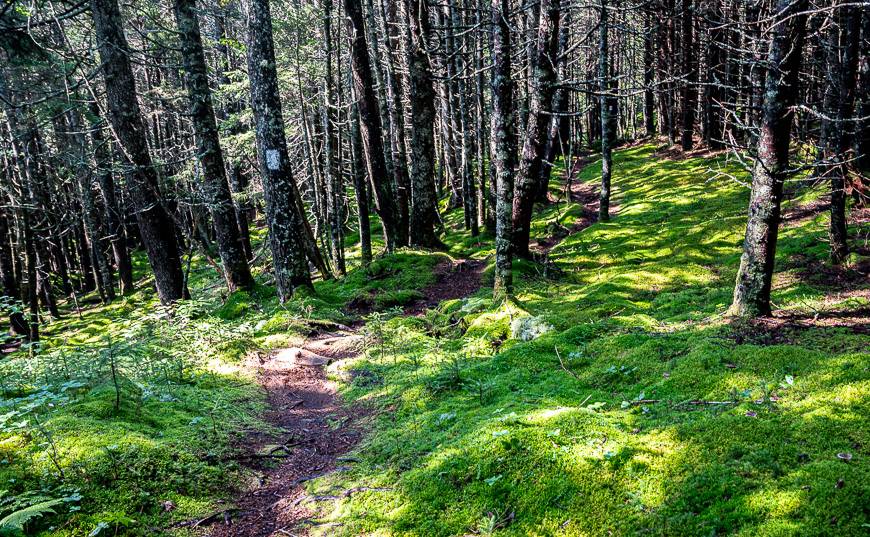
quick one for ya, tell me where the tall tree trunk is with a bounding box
[539,9,571,201]
[730,0,808,317]
[703,0,725,150]
[351,101,373,265]
[380,0,413,238]
[856,9,870,181]
[818,3,860,264]
[0,203,27,336]
[598,0,614,222]
[67,110,116,303]
[174,0,254,292]
[492,0,516,296]
[405,0,441,248]
[90,104,134,294]
[511,0,560,257]
[344,0,405,251]
[90,0,187,304]
[322,0,346,276]
[644,10,657,136]
[246,0,313,301]
[214,10,254,260]
[680,0,697,150]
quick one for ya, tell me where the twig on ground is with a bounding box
[554,346,581,381]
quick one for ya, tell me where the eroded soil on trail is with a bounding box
[205,329,367,537]
[404,257,487,314]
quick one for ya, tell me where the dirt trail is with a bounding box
[206,328,366,537]
[405,257,487,315]
[201,258,488,536]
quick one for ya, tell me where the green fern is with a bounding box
[0,499,63,532]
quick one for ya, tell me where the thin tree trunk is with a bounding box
[351,101,373,265]
[90,104,134,294]
[599,0,614,222]
[67,109,116,303]
[405,0,441,248]
[511,0,560,257]
[680,0,697,150]
[818,3,859,264]
[174,0,254,292]
[492,0,516,296]
[644,10,656,136]
[322,0,346,276]
[344,0,405,251]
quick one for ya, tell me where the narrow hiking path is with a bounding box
[208,327,367,537]
[201,163,606,536]
[204,256,489,536]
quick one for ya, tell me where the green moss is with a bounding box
[307,145,870,536]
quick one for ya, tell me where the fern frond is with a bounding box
[0,499,63,531]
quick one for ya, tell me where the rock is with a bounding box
[273,347,331,366]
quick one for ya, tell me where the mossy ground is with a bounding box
[306,145,869,536]
[0,144,867,535]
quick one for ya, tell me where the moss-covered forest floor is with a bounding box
[1,143,868,536]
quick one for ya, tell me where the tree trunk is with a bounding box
[174,0,254,292]
[0,205,28,336]
[680,0,697,150]
[492,0,516,296]
[730,0,808,317]
[511,0,560,257]
[246,0,313,301]
[351,101,373,265]
[67,109,116,303]
[818,3,860,265]
[404,0,442,248]
[90,104,134,294]
[90,0,187,304]
[344,0,405,251]
[644,10,657,136]
[322,0,346,276]
[599,0,614,222]
[539,9,571,201]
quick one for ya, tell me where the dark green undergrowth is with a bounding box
[303,145,870,536]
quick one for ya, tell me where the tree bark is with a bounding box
[492,0,516,296]
[66,109,116,303]
[539,9,571,201]
[174,0,254,292]
[680,0,697,150]
[351,101,373,265]
[90,104,134,294]
[344,0,405,251]
[90,0,187,304]
[511,0,560,257]
[599,0,614,222]
[644,10,657,136]
[246,0,313,300]
[818,3,859,264]
[404,0,441,248]
[321,0,346,276]
[730,0,808,317]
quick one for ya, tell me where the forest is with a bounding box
[0,0,868,534]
